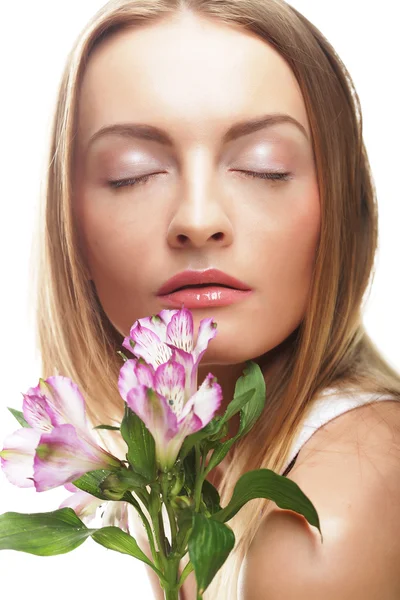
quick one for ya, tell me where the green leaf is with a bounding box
[219,388,256,426]
[178,418,222,462]
[7,407,30,428]
[235,361,266,439]
[203,438,236,477]
[182,447,197,491]
[91,526,164,579]
[213,469,322,541]
[202,362,267,477]
[120,404,156,482]
[201,479,222,516]
[0,508,92,555]
[93,424,120,431]
[188,513,235,597]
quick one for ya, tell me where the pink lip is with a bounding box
[158,286,253,309]
[156,268,251,296]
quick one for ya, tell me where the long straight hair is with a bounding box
[30,0,400,597]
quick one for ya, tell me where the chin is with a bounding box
[198,340,265,367]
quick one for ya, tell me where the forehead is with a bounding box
[77,13,310,151]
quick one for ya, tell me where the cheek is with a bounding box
[74,188,166,333]
[256,191,321,316]
[78,189,162,281]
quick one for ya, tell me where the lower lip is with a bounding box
[157,286,253,308]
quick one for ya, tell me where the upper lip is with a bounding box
[157,268,252,296]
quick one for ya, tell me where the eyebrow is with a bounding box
[87,112,309,151]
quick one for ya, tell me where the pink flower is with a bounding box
[119,308,222,469]
[1,377,121,492]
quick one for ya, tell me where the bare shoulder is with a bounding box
[239,399,400,600]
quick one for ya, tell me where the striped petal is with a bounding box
[122,323,173,369]
[22,390,55,432]
[0,428,41,488]
[167,347,195,400]
[118,359,155,403]
[193,317,218,364]
[154,362,186,417]
[163,405,203,469]
[126,386,178,467]
[38,376,88,433]
[166,308,194,353]
[126,386,178,440]
[180,373,222,427]
[33,424,121,492]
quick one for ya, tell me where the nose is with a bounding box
[166,165,234,250]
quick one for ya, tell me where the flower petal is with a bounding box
[126,386,178,468]
[163,406,203,469]
[193,317,218,364]
[0,428,41,488]
[166,308,194,353]
[126,386,178,439]
[101,501,130,534]
[118,359,155,403]
[59,489,104,524]
[38,376,88,432]
[123,323,173,369]
[22,389,56,432]
[154,361,186,417]
[137,313,168,341]
[33,424,120,492]
[64,482,78,493]
[167,347,195,400]
[180,373,222,427]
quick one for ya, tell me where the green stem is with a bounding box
[178,560,194,587]
[193,444,206,512]
[144,486,170,583]
[126,491,159,567]
[165,500,178,550]
[163,586,180,600]
[160,473,178,553]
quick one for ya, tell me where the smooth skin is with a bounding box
[73,11,400,599]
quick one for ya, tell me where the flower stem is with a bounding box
[178,560,194,587]
[193,444,205,512]
[127,491,159,564]
[161,473,178,552]
[163,586,180,600]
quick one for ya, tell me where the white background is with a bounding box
[0,1,399,598]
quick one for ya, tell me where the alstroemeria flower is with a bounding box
[119,309,222,470]
[122,307,218,401]
[0,376,121,492]
[59,483,130,533]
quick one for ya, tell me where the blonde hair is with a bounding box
[30,0,400,597]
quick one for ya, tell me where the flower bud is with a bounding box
[168,470,185,498]
[170,495,193,510]
[99,473,127,500]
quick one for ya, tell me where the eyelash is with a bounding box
[108,170,291,189]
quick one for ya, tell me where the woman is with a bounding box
[33,0,400,598]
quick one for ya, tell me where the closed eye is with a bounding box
[233,170,292,182]
[108,172,164,189]
[108,169,292,189]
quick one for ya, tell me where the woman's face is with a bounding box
[73,12,320,368]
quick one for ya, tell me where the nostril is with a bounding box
[213,232,224,241]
